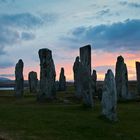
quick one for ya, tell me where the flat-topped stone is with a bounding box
[80,45,93,107]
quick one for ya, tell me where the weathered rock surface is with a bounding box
[91,69,97,96]
[28,71,38,93]
[80,45,93,107]
[59,67,66,91]
[15,59,24,97]
[101,69,117,121]
[38,48,56,101]
[136,61,140,95]
[73,56,82,98]
[115,56,128,99]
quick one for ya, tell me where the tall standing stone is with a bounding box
[15,59,24,97]
[55,81,59,91]
[115,56,128,99]
[136,62,140,95]
[101,69,117,121]
[28,71,38,93]
[80,45,91,74]
[59,67,66,91]
[38,48,56,100]
[80,45,93,107]
[91,69,97,96]
[73,56,82,98]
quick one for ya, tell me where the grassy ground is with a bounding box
[0,86,140,140]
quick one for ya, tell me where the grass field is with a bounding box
[0,86,140,140]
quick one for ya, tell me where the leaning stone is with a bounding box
[101,69,117,121]
[15,59,24,98]
[59,67,66,91]
[37,48,56,101]
[28,71,38,93]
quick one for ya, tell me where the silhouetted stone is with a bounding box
[73,56,82,98]
[38,48,56,101]
[80,45,93,107]
[80,45,91,73]
[102,69,117,121]
[28,71,38,93]
[59,67,66,91]
[136,62,140,95]
[55,81,59,91]
[97,88,102,101]
[115,56,128,99]
[15,59,24,97]
[91,69,97,96]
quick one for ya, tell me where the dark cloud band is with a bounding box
[65,19,140,52]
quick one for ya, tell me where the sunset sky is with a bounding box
[0,0,140,81]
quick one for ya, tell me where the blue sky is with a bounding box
[0,0,140,80]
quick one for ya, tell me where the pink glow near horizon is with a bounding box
[1,51,140,81]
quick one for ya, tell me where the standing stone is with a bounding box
[15,59,24,97]
[80,45,93,107]
[80,45,91,73]
[55,81,59,91]
[136,62,140,95]
[59,67,66,91]
[91,69,97,96]
[115,56,128,99]
[28,71,38,93]
[101,69,117,121]
[38,48,56,100]
[73,56,82,98]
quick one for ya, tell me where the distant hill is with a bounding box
[0,78,29,87]
[0,77,12,82]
